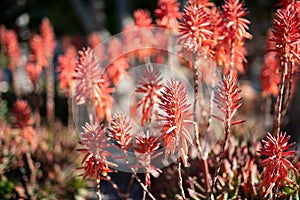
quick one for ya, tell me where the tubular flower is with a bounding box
[107,113,133,151]
[155,0,182,31]
[57,45,77,96]
[258,132,299,197]
[40,17,56,60]
[135,65,163,126]
[221,0,252,75]
[158,80,193,167]
[179,2,213,54]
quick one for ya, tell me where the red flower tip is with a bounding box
[57,46,77,96]
[258,132,298,197]
[78,149,116,179]
[179,2,213,54]
[155,0,182,31]
[213,75,244,126]
[135,65,163,126]
[134,9,153,27]
[13,100,33,128]
[40,17,56,59]
[158,79,193,166]
[108,113,133,151]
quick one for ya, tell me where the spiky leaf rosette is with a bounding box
[135,65,163,126]
[179,2,213,54]
[158,80,193,167]
[258,132,298,197]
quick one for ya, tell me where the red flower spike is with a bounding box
[73,47,114,116]
[258,132,299,197]
[155,0,182,31]
[134,9,153,28]
[25,62,42,85]
[158,80,193,167]
[40,17,56,60]
[80,122,111,161]
[29,34,48,68]
[134,131,162,188]
[106,38,129,84]
[220,0,252,75]
[4,30,20,71]
[108,113,133,151]
[78,149,116,179]
[213,75,244,126]
[13,100,33,128]
[87,32,104,60]
[57,45,77,96]
[270,5,300,75]
[179,2,213,54]
[135,65,163,126]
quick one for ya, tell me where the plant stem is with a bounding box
[177,158,186,199]
[46,60,55,122]
[272,63,287,136]
[96,177,102,200]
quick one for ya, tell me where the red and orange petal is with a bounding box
[155,0,182,31]
[134,9,153,28]
[40,17,56,59]
[13,100,33,128]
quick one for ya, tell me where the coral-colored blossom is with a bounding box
[259,132,298,197]
[4,30,20,71]
[158,80,193,166]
